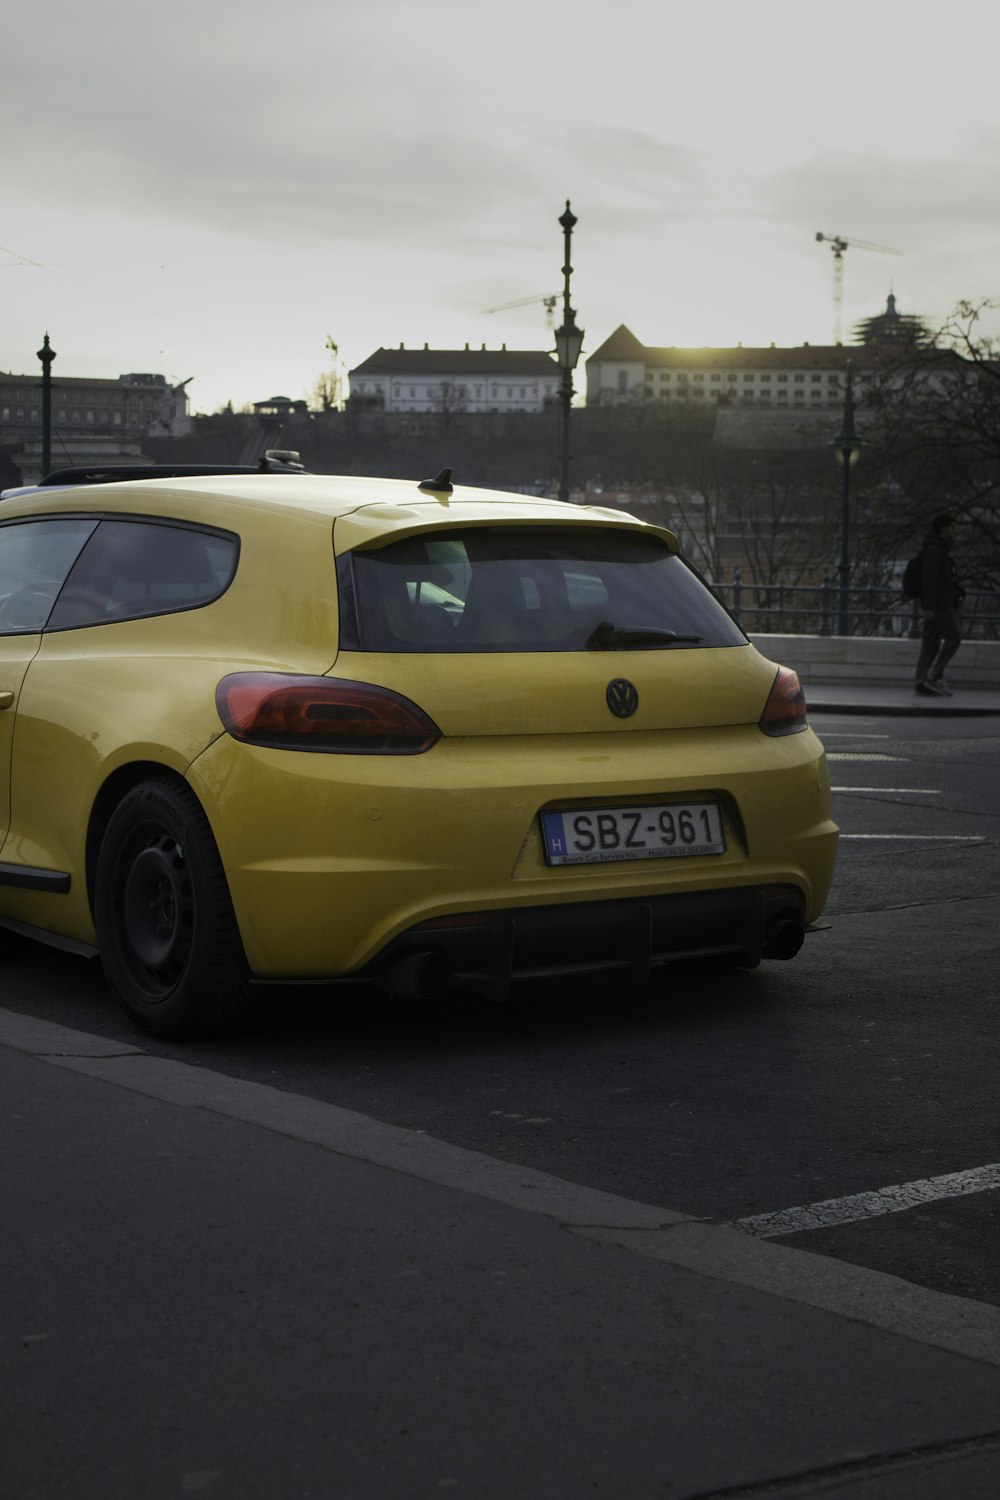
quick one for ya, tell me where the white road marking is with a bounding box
[827,752,907,762]
[840,833,985,841]
[735,1163,1000,1239]
[820,733,891,739]
[831,787,940,795]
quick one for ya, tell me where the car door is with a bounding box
[0,516,97,850]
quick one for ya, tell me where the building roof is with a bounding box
[586,325,648,362]
[350,346,559,376]
[586,324,879,370]
[0,371,179,392]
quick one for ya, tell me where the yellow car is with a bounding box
[0,465,837,1037]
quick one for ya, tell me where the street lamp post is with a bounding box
[830,360,864,636]
[554,201,584,502]
[37,333,56,479]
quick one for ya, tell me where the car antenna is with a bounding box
[418,467,454,494]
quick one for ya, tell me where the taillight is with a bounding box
[759,666,808,736]
[216,673,441,754]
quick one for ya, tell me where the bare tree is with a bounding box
[427,379,468,435]
[311,370,340,413]
[863,299,1000,593]
[639,430,840,597]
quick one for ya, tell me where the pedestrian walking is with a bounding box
[914,513,963,696]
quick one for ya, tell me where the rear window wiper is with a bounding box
[586,619,703,650]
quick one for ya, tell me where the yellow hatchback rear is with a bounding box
[0,470,837,1037]
[195,491,836,1006]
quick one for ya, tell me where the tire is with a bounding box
[95,776,263,1039]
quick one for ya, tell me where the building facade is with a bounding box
[0,369,192,483]
[585,325,878,411]
[0,370,192,445]
[348,345,561,414]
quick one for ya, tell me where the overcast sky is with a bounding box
[4,0,999,414]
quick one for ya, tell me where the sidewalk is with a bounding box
[803,679,1000,716]
[3,1008,1000,1499]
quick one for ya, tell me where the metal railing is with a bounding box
[710,572,1000,640]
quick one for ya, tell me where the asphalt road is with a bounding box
[2,711,998,1311]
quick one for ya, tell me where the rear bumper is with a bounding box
[369,884,809,1001]
[189,725,836,978]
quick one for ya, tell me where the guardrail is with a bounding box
[710,572,1000,641]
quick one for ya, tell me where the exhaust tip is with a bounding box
[387,951,451,1001]
[763,917,805,962]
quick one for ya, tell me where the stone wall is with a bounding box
[750,633,1000,690]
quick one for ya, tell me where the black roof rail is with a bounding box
[38,455,308,488]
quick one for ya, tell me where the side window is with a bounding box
[47,519,238,630]
[0,517,98,634]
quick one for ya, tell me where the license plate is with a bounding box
[541,802,726,866]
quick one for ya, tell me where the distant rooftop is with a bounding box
[587,325,877,369]
[351,345,559,376]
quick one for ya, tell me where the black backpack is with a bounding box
[901,550,923,601]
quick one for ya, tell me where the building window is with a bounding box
[710,373,720,382]
[617,371,628,393]
[777,374,788,382]
[794,374,805,383]
[760,374,772,382]
[743,374,754,382]
[811,374,822,383]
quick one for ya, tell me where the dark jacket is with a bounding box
[920,533,962,611]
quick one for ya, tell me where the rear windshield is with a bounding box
[341,527,746,653]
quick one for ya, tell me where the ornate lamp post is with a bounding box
[830,361,864,635]
[37,333,56,478]
[554,201,584,502]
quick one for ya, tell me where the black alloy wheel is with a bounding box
[95,776,262,1039]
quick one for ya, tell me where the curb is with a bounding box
[809,698,1000,717]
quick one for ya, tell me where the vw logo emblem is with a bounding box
[606,678,639,718]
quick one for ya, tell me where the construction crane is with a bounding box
[483,294,558,331]
[815,233,903,344]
